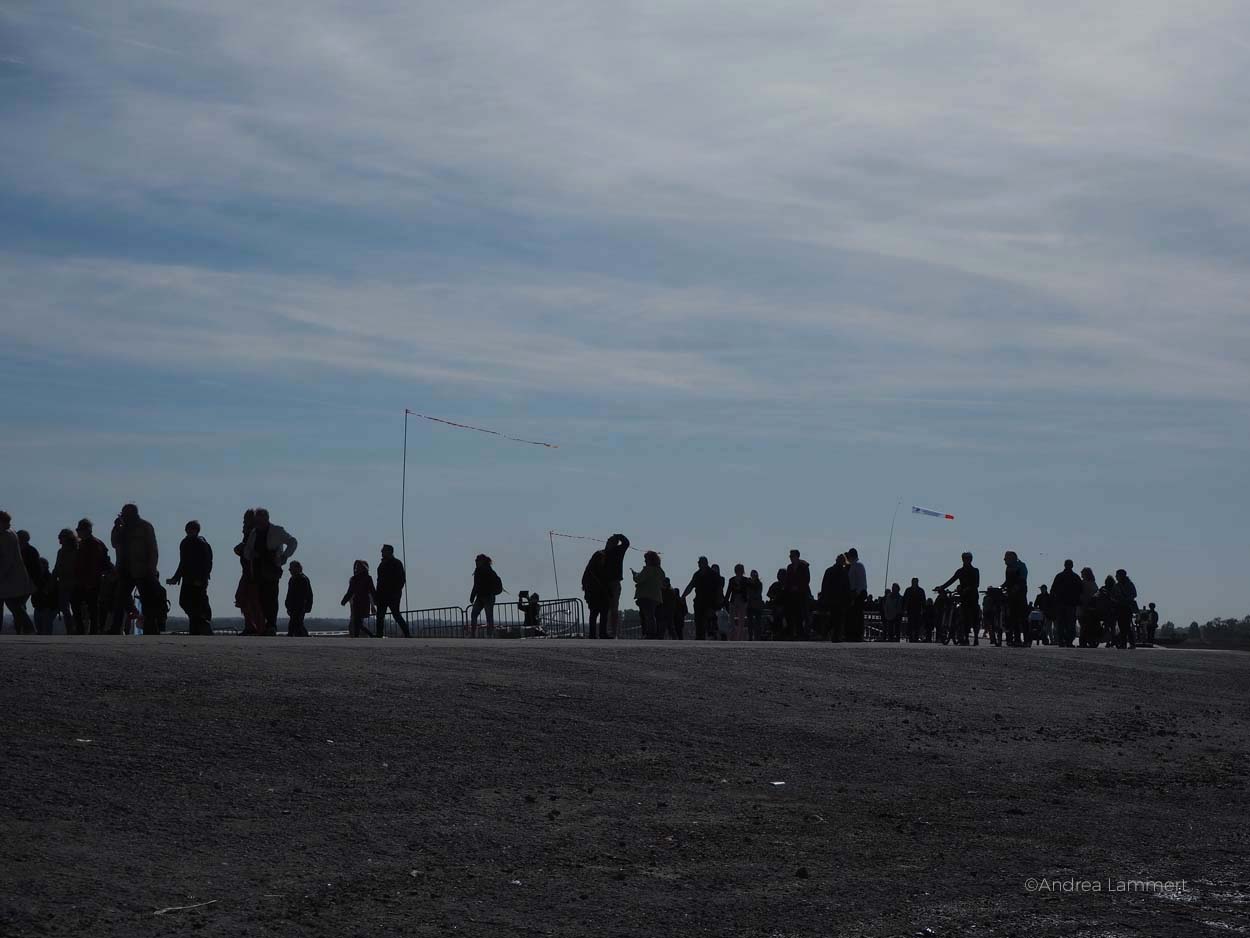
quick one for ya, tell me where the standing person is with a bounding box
[1001,550,1029,648]
[1034,585,1054,645]
[1050,560,1082,648]
[631,550,665,639]
[981,587,1004,646]
[711,564,729,640]
[284,561,314,636]
[1144,602,1159,644]
[341,560,376,638]
[109,504,163,636]
[32,558,58,634]
[52,528,79,634]
[783,550,811,640]
[167,521,214,636]
[72,519,108,635]
[903,578,926,643]
[668,580,688,639]
[469,554,503,637]
[375,545,410,638]
[922,597,936,642]
[746,569,766,641]
[681,557,721,641]
[819,554,851,642]
[243,507,298,637]
[724,564,751,641]
[766,568,787,640]
[0,512,35,633]
[845,548,868,642]
[601,533,631,639]
[1113,569,1138,649]
[233,510,264,636]
[881,583,904,642]
[1097,576,1119,647]
[1077,567,1099,647]
[581,548,607,639]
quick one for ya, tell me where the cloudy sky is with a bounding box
[3,1,1247,625]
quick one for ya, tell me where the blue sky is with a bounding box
[3,1,1248,624]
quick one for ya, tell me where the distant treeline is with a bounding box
[1159,617,1250,648]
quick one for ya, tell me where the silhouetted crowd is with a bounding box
[1,510,1157,647]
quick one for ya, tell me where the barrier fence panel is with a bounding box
[462,597,585,638]
[391,606,469,638]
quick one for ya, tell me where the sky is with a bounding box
[2,1,1248,625]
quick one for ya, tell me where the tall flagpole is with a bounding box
[883,498,902,594]
[548,531,561,599]
[401,410,409,614]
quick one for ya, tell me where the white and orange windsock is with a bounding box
[912,505,955,520]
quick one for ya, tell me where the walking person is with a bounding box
[375,545,410,638]
[819,554,851,642]
[724,564,751,641]
[469,553,503,637]
[746,569,766,641]
[243,507,298,637]
[168,520,214,635]
[341,560,376,638]
[681,557,721,641]
[845,548,868,642]
[903,578,926,643]
[52,528,79,634]
[1077,567,1100,647]
[284,561,314,636]
[72,519,108,635]
[1113,569,1138,649]
[109,504,163,636]
[631,550,665,639]
[1050,560,1082,648]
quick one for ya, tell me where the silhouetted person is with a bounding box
[52,528,78,634]
[32,558,58,634]
[581,548,608,639]
[1144,602,1159,644]
[1096,576,1118,647]
[1034,585,1053,645]
[981,586,1003,646]
[935,551,980,645]
[783,549,811,640]
[601,533,631,639]
[682,557,720,641]
[470,554,503,637]
[243,507,298,637]
[846,548,867,642]
[1114,569,1138,649]
[285,561,313,636]
[110,504,162,636]
[667,580,688,639]
[1001,550,1029,647]
[233,510,264,636]
[659,577,679,640]
[168,520,214,635]
[342,559,376,638]
[725,564,751,640]
[903,578,926,642]
[72,519,108,635]
[375,545,410,638]
[923,596,936,642]
[0,512,35,633]
[881,583,904,642]
[747,569,765,640]
[819,554,850,642]
[631,550,665,639]
[1050,559,1082,648]
[1077,567,1099,646]
[766,568,786,639]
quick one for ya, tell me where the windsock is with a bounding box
[912,506,955,520]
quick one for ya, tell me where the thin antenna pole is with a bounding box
[549,531,561,599]
[883,498,902,594]
[401,410,409,615]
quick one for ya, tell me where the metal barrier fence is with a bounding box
[372,598,585,639]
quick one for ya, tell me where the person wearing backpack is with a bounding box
[469,554,503,637]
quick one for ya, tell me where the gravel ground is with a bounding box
[2,637,1248,937]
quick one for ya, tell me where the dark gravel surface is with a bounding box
[2,637,1248,937]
